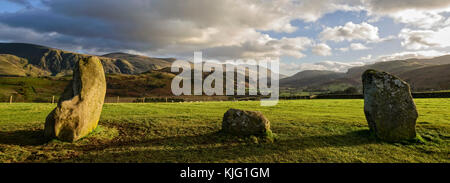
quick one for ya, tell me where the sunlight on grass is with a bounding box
[0,99,448,163]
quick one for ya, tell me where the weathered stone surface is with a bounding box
[222,108,271,136]
[362,69,418,141]
[44,56,106,142]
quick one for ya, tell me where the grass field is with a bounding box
[0,77,69,102]
[0,99,449,163]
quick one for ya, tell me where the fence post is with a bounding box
[165,97,168,103]
[117,96,120,103]
[9,96,12,104]
[52,96,55,104]
[143,97,146,103]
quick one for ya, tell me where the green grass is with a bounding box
[0,77,69,102]
[0,99,449,163]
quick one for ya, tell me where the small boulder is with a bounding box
[222,108,271,136]
[362,69,418,141]
[44,56,106,142]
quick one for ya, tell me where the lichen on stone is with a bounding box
[362,69,418,142]
[44,56,107,142]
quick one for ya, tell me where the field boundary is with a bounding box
[2,92,450,103]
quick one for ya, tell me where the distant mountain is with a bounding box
[281,70,344,86]
[0,43,174,76]
[346,55,450,79]
[280,70,351,91]
[0,43,285,79]
[281,55,450,92]
[0,54,50,77]
[2,42,448,92]
[102,52,174,73]
[399,64,450,91]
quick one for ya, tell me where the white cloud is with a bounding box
[319,22,380,42]
[350,43,370,50]
[400,27,450,50]
[281,49,450,75]
[312,43,332,56]
[288,0,364,22]
[280,60,365,75]
[445,18,450,26]
[364,0,450,14]
[360,54,372,61]
[337,47,349,52]
[376,50,450,61]
[389,10,445,29]
[203,36,313,59]
[0,0,366,56]
[363,0,450,29]
[2,0,450,75]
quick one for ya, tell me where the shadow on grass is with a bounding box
[63,129,379,162]
[138,129,376,148]
[71,131,234,151]
[0,129,49,146]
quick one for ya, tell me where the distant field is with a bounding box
[0,99,448,163]
[0,77,69,102]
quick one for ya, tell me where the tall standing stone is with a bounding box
[44,56,106,142]
[362,69,418,141]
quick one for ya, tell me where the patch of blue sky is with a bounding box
[0,1,23,13]
[319,10,369,27]
[371,16,403,38]
[259,19,318,40]
[265,9,409,65]
[0,0,47,13]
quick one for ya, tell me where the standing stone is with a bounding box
[44,56,106,142]
[222,108,271,136]
[362,69,418,141]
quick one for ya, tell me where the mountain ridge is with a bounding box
[1,42,449,92]
[281,55,450,92]
[0,43,173,76]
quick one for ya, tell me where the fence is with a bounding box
[291,92,450,100]
[104,96,234,103]
[0,95,59,103]
[3,92,450,103]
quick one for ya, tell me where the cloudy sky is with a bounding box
[1,0,450,75]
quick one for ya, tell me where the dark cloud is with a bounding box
[0,0,319,58]
[0,0,449,61]
[0,9,115,39]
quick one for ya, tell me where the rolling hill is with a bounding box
[346,55,450,79]
[101,52,174,73]
[280,70,345,89]
[0,54,50,77]
[1,42,449,97]
[399,64,450,91]
[0,70,177,102]
[0,67,273,102]
[0,42,285,100]
[281,55,450,92]
[0,43,174,76]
